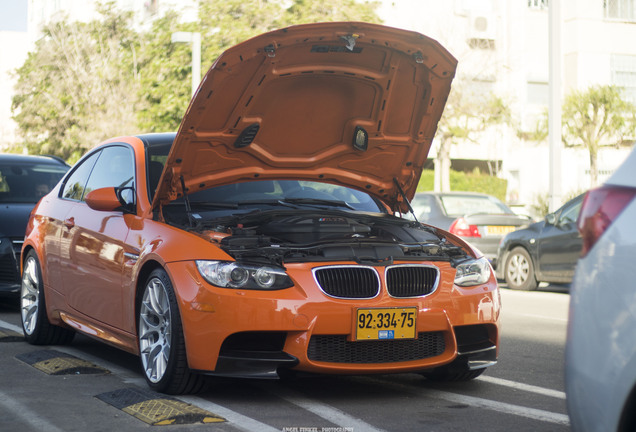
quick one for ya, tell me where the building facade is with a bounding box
[380,0,636,210]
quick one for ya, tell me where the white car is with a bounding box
[565,147,636,431]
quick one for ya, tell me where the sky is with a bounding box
[0,0,27,32]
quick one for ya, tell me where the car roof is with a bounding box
[0,153,69,166]
[135,132,177,148]
[414,191,497,198]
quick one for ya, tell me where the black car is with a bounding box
[0,154,69,296]
[495,194,584,290]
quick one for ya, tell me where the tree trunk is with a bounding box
[435,137,452,192]
[589,148,598,187]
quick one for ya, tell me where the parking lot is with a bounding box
[0,285,571,432]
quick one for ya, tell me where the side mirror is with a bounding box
[545,213,557,225]
[85,187,135,213]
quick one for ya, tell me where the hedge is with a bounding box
[416,169,508,202]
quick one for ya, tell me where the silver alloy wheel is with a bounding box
[139,277,172,384]
[21,255,40,336]
[507,252,530,286]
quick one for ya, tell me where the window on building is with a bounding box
[611,54,636,104]
[604,0,636,21]
[528,0,549,10]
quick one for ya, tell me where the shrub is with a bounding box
[416,169,508,202]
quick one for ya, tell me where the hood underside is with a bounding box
[153,22,457,212]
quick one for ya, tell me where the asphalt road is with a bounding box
[0,284,571,432]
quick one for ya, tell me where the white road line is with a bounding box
[427,389,570,425]
[365,377,569,426]
[0,389,66,432]
[478,375,566,399]
[180,396,280,432]
[262,384,387,432]
[0,318,24,334]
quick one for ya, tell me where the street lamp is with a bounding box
[171,31,201,97]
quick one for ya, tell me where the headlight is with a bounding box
[454,257,492,287]
[195,260,293,290]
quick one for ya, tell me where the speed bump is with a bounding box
[16,349,109,375]
[96,387,225,426]
[0,328,24,342]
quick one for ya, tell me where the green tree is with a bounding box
[139,0,381,131]
[562,85,636,186]
[12,3,140,162]
[12,0,381,159]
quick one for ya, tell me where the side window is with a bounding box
[559,199,583,224]
[62,151,101,201]
[84,146,135,197]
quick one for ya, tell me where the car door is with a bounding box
[59,145,135,330]
[46,151,101,292]
[536,196,583,281]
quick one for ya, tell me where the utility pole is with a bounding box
[548,0,562,212]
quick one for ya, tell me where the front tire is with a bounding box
[21,250,74,345]
[504,247,538,291]
[138,268,206,394]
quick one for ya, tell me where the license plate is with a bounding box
[485,225,516,236]
[356,307,417,340]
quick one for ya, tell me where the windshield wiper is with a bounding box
[282,198,355,210]
[189,201,239,209]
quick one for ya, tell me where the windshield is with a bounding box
[0,162,68,203]
[440,194,512,216]
[185,180,384,213]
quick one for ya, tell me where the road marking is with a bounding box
[0,389,65,432]
[180,396,280,432]
[426,388,570,425]
[0,318,24,334]
[365,377,569,426]
[479,375,566,399]
[262,384,387,432]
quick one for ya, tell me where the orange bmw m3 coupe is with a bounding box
[20,22,500,394]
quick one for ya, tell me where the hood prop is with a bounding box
[180,175,195,228]
[393,178,419,222]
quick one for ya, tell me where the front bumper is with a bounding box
[166,260,500,378]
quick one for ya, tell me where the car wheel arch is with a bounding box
[134,260,167,324]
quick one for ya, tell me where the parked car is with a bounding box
[20,22,500,395]
[565,148,636,431]
[0,154,69,297]
[496,194,584,290]
[411,191,530,267]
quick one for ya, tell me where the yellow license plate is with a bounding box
[356,307,417,341]
[486,225,516,235]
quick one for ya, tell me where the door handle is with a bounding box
[63,217,75,229]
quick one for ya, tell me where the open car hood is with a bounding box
[153,22,457,212]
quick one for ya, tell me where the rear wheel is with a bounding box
[21,250,74,345]
[138,268,207,394]
[504,247,538,291]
